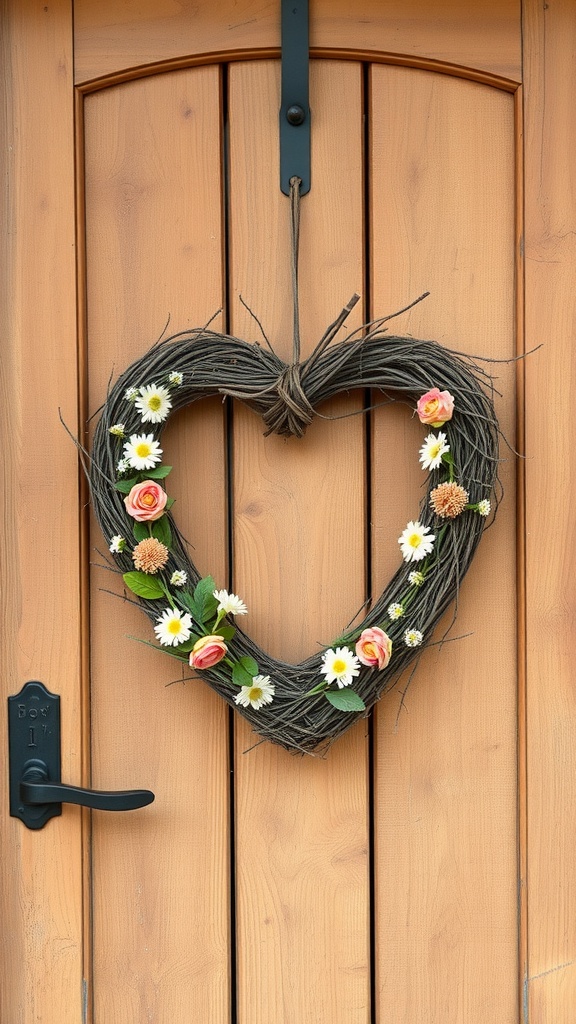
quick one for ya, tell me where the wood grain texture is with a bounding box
[228,60,371,1024]
[83,67,231,1023]
[369,67,519,1023]
[523,0,576,1019]
[0,1,84,1021]
[73,0,521,86]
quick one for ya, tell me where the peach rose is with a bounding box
[189,634,228,670]
[416,388,455,427]
[355,627,392,670]
[124,480,168,522]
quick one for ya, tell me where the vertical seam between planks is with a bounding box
[364,60,377,1024]
[222,61,238,1024]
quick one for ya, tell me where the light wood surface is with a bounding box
[524,0,576,1019]
[0,1,84,1022]
[4,1,576,1022]
[83,67,231,1021]
[370,66,519,1022]
[229,60,370,1023]
[73,0,522,86]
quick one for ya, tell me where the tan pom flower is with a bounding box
[429,481,469,519]
[132,537,169,574]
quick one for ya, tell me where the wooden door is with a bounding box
[2,2,575,1022]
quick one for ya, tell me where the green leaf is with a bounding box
[144,465,172,479]
[325,689,366,712]
[122,571,165,600]
[165,497,176,510]
[232,661,254,688]
[151,516,172,548]
[115,477,138,494]
[193,575,218,623]
[132,521,149,542]
[238,655,258,677]
[217,625,236,641]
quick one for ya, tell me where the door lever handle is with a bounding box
[20,759,154,812]
[8,681,155,829]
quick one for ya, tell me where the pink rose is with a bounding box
[124,480,168,522]
[416,388,455,427]
[355,627,392,670]
[189,634,228,670]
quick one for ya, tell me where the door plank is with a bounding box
[83,67,231,1022]
[524,0,576,1019]
[0,1,84,1021]
[228,60,371,1023]
[369,66,519,1022]
[74,0,521,86]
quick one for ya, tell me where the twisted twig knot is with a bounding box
[262,362,315,438]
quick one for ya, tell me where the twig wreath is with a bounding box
[88,296,499,755]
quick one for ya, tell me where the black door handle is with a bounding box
[8,681,155,829]
[20,759,154,812]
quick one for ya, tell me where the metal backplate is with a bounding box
[8,681,61,829]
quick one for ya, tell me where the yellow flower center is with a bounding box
[135,442,151,458]
[167,619,182,635]
[142,494,155,506]
[332,658,347,674]
[148,395,162,411]
[408,533,422,548]
[364,642,376,657]
[429,442,442,459]
[248,687,263,702]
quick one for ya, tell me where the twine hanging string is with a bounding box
[258,176,362,437]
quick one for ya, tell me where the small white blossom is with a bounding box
[213,589,248,616]
[387,602,404,620]
[109,535,126,554]
[477,499,491,517]
[124,386,138,401]
[320,646,361,689]
[404,628,424,648]
[170,570,188,587]
[109,423,125,436]
[398,521,435,563]
[154,608,193,647]
[123,433,163,470]
[168,371,183,386]
[116,457,131,474]
[234,675,275,710]
[408,570,425,587]
[419,431,450,471]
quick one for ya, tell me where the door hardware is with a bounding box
[8,681,154,829]
[280,0,310,195]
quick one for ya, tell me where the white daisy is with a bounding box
[404,628,424,648]
[109,535,126,554]
[154,608,193,647]
[419,431,449,471]
[168,371,183,386]
[135,384,172,424]
[398,521,435,563]
[320,646,361,688]
[387,602,404,620]
[477,499,491,517]
[213,589,248,616]
[170,570,188,587]
[109,423,125,436]
[123,433,163,470]
[234,675,275,710]
[408,570,425,587]
[124,386,138,401]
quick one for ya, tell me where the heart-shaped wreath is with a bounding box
[88,302,499,755]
